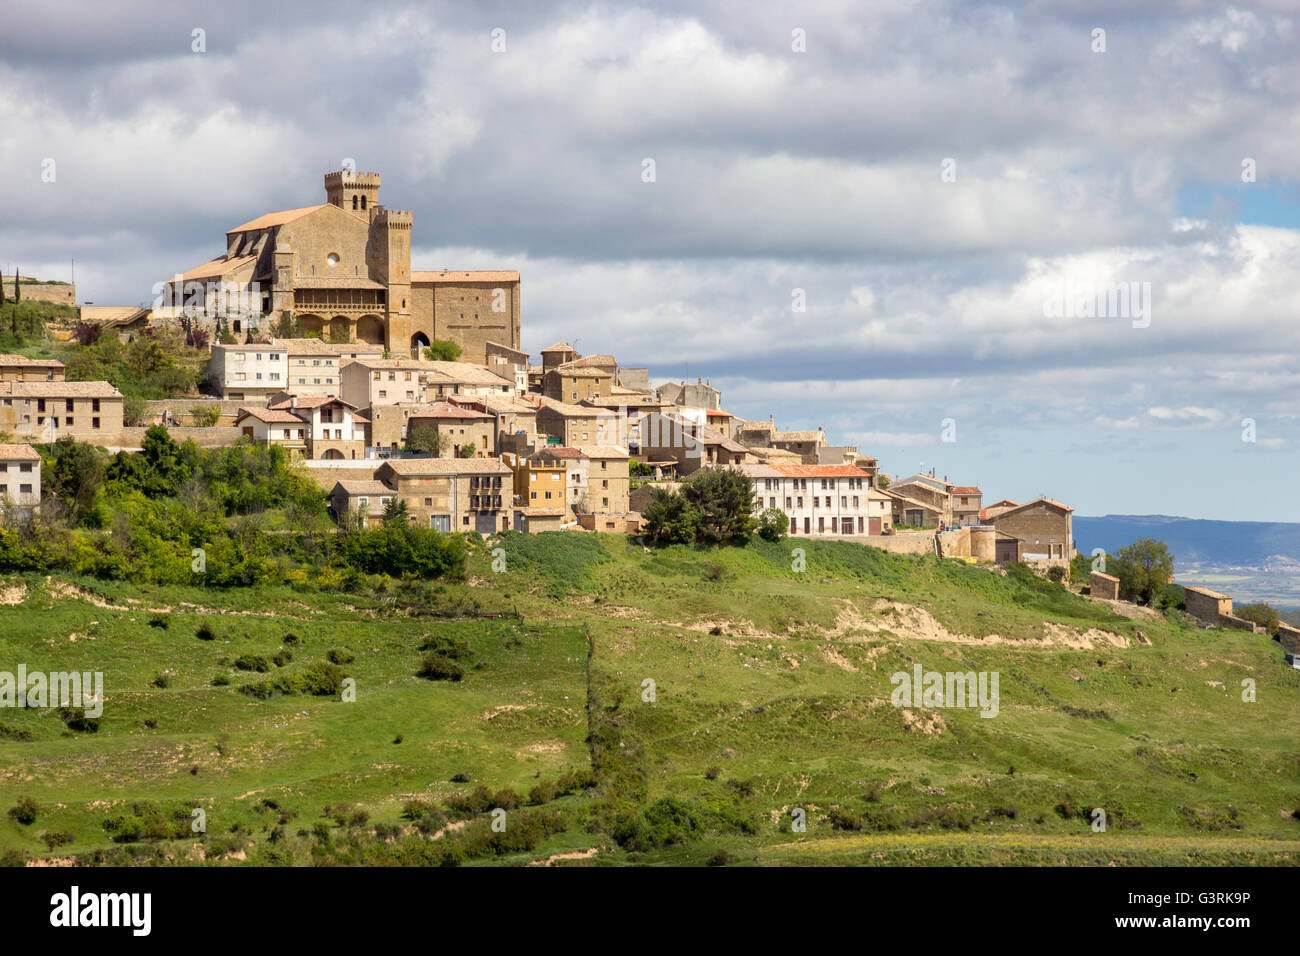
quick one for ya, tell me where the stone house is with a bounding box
[406,401,495,458]
[374,457,514,534]
[207,342,289,401]
[989,498,1074,565]
[329,479,395,527]
[657,378,721,411]
[0,381,125,446]
[281,338,383,396]
[0,354,65,382]
[951,486,983,528]
[0,444,41,520]
[536,397,620,450]
[543,365,614,403]
[584,446,631,515]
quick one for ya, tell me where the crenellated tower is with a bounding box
[324,170,381,219]
[368,207,413,351]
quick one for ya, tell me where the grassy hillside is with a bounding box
[1,533,1297,866]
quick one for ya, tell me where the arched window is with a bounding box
[360,196,367,210]
[352,196,359,210]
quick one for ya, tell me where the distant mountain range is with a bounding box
[1074,514,1300,610]
[1073,515,1300,568]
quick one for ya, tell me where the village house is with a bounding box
[508,448,570,515]
[446,394,540,456]
[0,444,41,521]
[374,457,514,534]
[639,411,749,476]
[543,364,614,403]
[234,395,367,459]
[207,342,289,401]
[340,358,513,409]
[657,378,722,411]
[358,403,425,453]
[989,498,1074,565]
[980,499,1020,522]
[884,488,945,529]
[485,341,529,394]
[583,446,631,515]
[770,428,828,461]
[281,338,384,396]
[406,401,495,458]
[329,479,395,527]
[0,381,126,446]
[536,397,621,450]
[951,486,983,528]
[0,354,65,382]
[739,462,880,536]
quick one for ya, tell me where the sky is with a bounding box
[3,0,1299,521]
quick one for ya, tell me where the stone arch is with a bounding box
[298,314,324,336]
[329,316,352,342]
[321,448,344,460]
[356,314,385,345]
[411,331,430,359]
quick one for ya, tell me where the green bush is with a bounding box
[7,797,39,825]
[418,654,464,682]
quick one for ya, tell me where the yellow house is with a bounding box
[508,449,570,515]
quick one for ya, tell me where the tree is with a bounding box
[757,507,787,542]
[44,438,105,525]
[1111,538,1175,605]
[404,423,446,456]
[382,496,410,526]
[423,339,462,362]
[876,474,890,490]
[641,487,699,545]
[458,443,476,458]
[189,404,222,427]
[680,467,757,546]
[13,268,19,304]
[1235,602,1279,636]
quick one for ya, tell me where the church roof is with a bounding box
[227,204,330,234]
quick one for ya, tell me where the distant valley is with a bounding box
[1074,514,1300,610]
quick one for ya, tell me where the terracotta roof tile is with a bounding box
[228,204,329,233]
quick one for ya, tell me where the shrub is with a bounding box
[42,830,75,850]
[418,654,464,682]
[148,613,170,629]
[196,622,217,641]
[1046,566,1066,584]
[8,797,39,825]
[757,507,788,542]
[234,654,270,672]
[59,708,99,733]
[327,648,356,664]
[528,781,557,805]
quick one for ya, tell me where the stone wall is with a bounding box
[1184,586,1233,625]
[123,425,241,448]
[1276,622,1300,654]
[12,282,76,306]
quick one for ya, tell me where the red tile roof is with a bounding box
[771,464,870,478]
[952,486,981,495]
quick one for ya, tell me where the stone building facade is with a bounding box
[0,381,125,446]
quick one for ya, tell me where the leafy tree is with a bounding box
[71,322,103,346]
[382,496,410,526]
[189,404,222,427]
[122,395,149,427]
[630,459,652,478]
[680,467,757,546]
[1235,602,1279,636]
[43,438,105,525]
[757,507,788,542]
[422,339,462,362]
[641,487,699,545]
[458,443,476,458]
[1111,538,1175,605]
[405,423,446,456]
[876,474,890,490]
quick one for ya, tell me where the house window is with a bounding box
[93,418,100,429]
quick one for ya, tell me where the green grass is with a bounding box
[1,532,1298,866]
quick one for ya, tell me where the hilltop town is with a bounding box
[2,169,1078,568]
